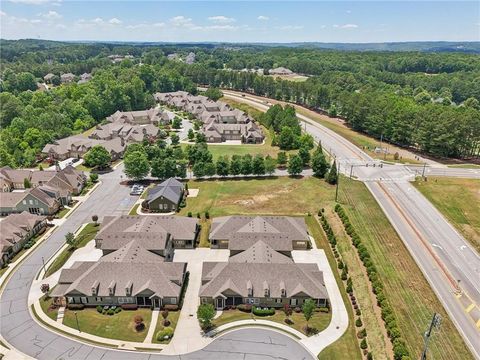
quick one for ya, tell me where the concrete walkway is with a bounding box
[144,309,160,344]
[292,248,349,355]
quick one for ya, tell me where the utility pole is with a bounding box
[422,162,427,178]
[421,313,441,360]
[335,161,340,203]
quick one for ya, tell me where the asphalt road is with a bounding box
[0,164,314,360]
[224,91,480,358]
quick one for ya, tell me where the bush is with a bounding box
[237,304,252,313]
[367,352,373,360]
[357,328,367,339]
[134,315,144,324]
[187,212,192,217]
[107,309,114,315]
[317,307,329,313]
[252,307,275,316]
[355,317,363,327]
[135,322,145,332]
[205,211,210,219]
[360,338,368,350]
[161,310,169,319]
[294,306,301,313]
[67,304,84,310]
[284,318,294,325]
[156,327,174,341]
[121,304,138,310]
[356,309,361,316]
[163,319,171,327]
[96,305,103,313]
[164,304,179,311]
[115,307,121,313]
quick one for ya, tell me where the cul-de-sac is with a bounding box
[1,3,479,360]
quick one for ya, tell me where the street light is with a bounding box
[74,311,81,332]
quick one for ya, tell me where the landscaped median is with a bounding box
[152,309,180,344]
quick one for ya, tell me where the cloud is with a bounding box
[153,22,165,28]
[333,23,358,29]
[208,15,235,23]
[257,15,269,21]
[108,17,122,25]
[346,10,352,14]
[0,11,6,16]
[8,0,61,4]
[170,15,193,27]
[41,10,61,19]
[277,25,304,30]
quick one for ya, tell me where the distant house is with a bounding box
[209,216,310,256]
[60,73,75,83]
[200,261,328,309]
[77,73,92,84]
[42,136,126,161]
[0,212,47,267]
[185,52,196,64]
[43,73,55,83]
[51,244,187,309]
[106,108,169,126]
[269,67,294,76]
[143,178,185,213]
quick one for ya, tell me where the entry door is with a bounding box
[153,298,160,309]
[216,298,224,309]
[290,298,298,306]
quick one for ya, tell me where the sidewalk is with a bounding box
[144,309,160,343]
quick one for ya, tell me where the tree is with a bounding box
[298,146,311,166]
[277,152,287,167]
[230,155,242,176]
[278,126,297,150]
[65,232,76,248]
[302,299,316,331]
[176,160,188,179]
[283,304,293,319]
[252,154,265,176]
[241,154,253,175]
[163,158,177,178]
[89,173,99,183]
[84,145,111,169]
[204,87,223,101]
[24,177,32,189]
[188,128,195,141]
[172,117,182,129]
[192,161,206,178]
[204,162,216,177]
[264,155,276,175]
[197,303,215,330]
[91,215,98,226]
[40,283,50,298]
[287,154,303,176]
[311,150,329,178]
[170,133,180,146]
[216,156,230,177]
[124,150,150,181]
[195,132,206,143]
[326,160,338,185]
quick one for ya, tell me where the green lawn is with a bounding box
[40,295,58,321]
[129,204,140,215]
[45,223,100,277]
[338,177,473,360]
[214,308,331,336]
[152,310,180,344]
[413,177,480,252]
[447,164,480,169]
[198,218,211,247]
[63,308,152,342]
[56,207,70,219]
[179,177,336,217]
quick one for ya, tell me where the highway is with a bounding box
[0,164,314,360]
[223,90,480,359]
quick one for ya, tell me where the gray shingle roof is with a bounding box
[229,241,293,263]
[147,177,184,205]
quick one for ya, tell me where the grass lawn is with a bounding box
[56,207,70,219]
[179,176,336,217]
[214,309,331,336]
[79,181,95,196]
[447,164,480,169]
[152,310,180,344]
[81,126,97,137]
[413,177,480,252]
[325,208,392,359]
[129,204,140,215]
[63,308,152,342]
[75,164,92,172]
[338,177,473,360]
[40,295,58,321]
[45,223,100,277]
[198,218,211,247]
[306,216,362,360]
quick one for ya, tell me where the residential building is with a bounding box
[78,73,92,84]
[42,136,126,161]
[199,261,329,309]
[209,216,310,256]
[143,178,185,213]
[185,52,196,64]
[269,67,294,76]
[51,243,187,309]
[60,73,75,83]
[0,212,47,267]
[95,215,199,254]
[0,187,60,216]
[106,108,168,126]
[43,73,55,83]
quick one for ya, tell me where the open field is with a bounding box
[63,308,152,342]
[338,177,473,360]
[179,177,336,217]
[45,223,100,277]
[413,177,480,252]
[214,308,331,336]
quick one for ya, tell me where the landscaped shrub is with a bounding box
[187,212,192,217]
[163,319,171,327]
[294,306,301,313]
[252,307,275,316]
[134,315,144,324]
[367,352,373,360]
[67,304,84,310]
[317,307,329,313]
[107,309,114,315]
[135,322,145,332]
[360,338,368,349]
[205,211,210,219]
[356,309,361,316]
[357,328,367,339]
[115,307,121,313]
[164,304,179,311]
[121,304,138,310]
[355,318,363,327]
[161,310,169,319]
[96,305,103,313]
[156,327,174,341]
[237,304,252,313]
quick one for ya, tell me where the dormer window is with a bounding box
[263,280,269,297]
[108,280,116,296]
[91,280,99,296]
[280,281,286,297]
[125,280,132,296]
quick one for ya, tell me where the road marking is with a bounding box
[460,245,467,251]
[477,319,480,329]
[466,303,475,313]
[432,244,444,251]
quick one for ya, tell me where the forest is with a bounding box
[1,40,479,167]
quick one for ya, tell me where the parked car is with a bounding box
[130,184,144,195]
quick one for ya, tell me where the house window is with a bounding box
[29,200,33,205]
[170,297,177,305]
[95,297,103,302]
[276,298,282,304]
[81,297,88,304]
[22,200,26,205]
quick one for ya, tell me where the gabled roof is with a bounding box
[147,177,184,205]
[0,212,46,252]
[229,241,293,263]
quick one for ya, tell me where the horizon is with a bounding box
[1,1,478,43]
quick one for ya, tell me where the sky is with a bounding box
[0,1,479,43]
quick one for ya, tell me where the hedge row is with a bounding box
[334,204,411,360]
